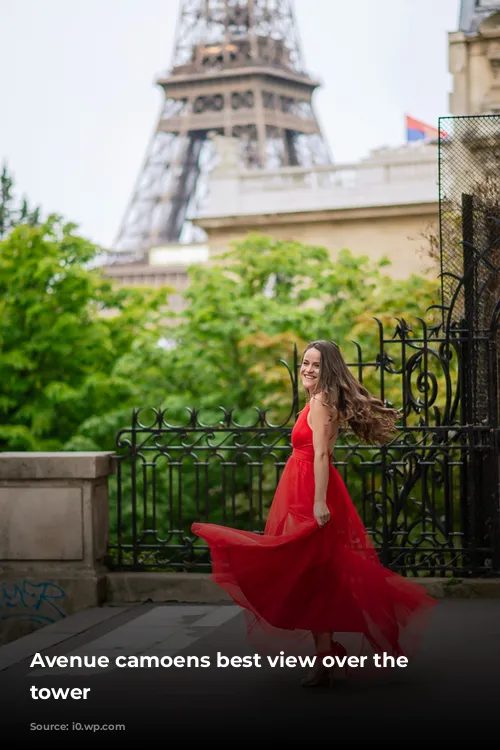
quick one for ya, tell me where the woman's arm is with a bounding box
[309,393,334,527]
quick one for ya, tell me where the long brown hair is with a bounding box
[302,340,398,444]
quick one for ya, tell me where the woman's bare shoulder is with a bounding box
[310,391,329,406]
[309,392,330,415]
[310,392,339,425]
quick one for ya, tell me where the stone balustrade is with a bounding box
[194,138,439,220]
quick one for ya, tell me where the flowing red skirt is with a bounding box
[191,405,438,663]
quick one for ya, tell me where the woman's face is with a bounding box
[300,347,321,392]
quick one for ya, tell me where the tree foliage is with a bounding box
[0,198,442,446]
[0,215,171,450]
[147,234,442,425]
[0,163,40,239]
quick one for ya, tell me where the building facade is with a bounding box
[449,1,500,115]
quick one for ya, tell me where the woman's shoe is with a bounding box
[300,650,333,687]
[329,640,349,681]
[301,642,350,687]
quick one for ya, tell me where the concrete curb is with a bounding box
[105,572,500,603]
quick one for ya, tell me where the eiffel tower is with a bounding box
[110,0,331,264]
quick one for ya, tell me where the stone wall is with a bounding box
[200,207,438,279]
[0,452,115,645]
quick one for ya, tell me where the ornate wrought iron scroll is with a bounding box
[108,294,499,576]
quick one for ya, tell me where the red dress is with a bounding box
[191,403,437,659]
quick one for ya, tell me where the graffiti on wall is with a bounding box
[0,580,67,626]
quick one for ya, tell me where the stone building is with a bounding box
[449,0,500,115]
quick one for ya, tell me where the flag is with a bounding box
[405,115,448,142]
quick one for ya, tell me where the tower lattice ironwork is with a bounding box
[111,0,331,262]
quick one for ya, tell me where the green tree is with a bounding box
[152,234,441,422]
[0,163,40,239]
[0,215,172,450]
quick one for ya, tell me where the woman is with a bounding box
[191,340,437,687]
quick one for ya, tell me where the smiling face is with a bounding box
[300,346,321,392]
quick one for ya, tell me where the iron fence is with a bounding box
[107,309,499,576]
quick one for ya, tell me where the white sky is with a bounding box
[1,0,460,249]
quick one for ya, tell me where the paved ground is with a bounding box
[1,599,499,737]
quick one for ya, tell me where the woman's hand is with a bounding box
[313,501,330,527]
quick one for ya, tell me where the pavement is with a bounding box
[1,599,499,738]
